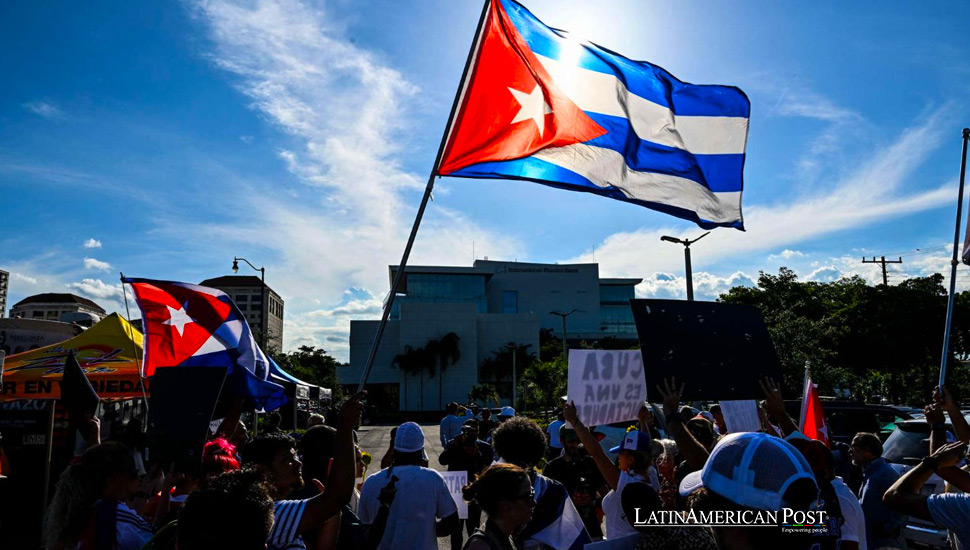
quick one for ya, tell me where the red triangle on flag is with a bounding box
[802,382,830,448]
[437,0,606,175]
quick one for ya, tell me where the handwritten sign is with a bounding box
[719,399,761,433]
[440,471,468,519]
[567,350,646,427]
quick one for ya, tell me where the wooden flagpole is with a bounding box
[939,128,970,388]
[357,0,492,394]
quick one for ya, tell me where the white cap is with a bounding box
[499,406,515,417]
[679,432,817,511]
[394,422,425,452]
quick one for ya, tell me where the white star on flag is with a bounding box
[163,301,196,337]
[509,84,553,137]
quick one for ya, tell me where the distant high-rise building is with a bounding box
[9,293,106,324]
[0,269,8,318]
[199,275,284,352]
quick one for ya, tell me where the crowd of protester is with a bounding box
[30,378,970,550]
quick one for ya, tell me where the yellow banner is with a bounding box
[1,313,148,400]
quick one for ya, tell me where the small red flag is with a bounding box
[800,378,830,447]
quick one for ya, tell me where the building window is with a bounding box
[32,311,44,317]
[599,284,635,305]
[252,294,263,304]
[238,304,248,311]
[236,295,248,302]
[502,290,518,314]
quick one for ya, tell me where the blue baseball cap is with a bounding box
[610,430,652,454]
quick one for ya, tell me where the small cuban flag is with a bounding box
[123,278,286,410]
[436,0,750,230]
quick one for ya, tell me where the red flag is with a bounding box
[800,378,830,447]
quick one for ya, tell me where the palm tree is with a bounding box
[392,345,425,410]
[426,332,461,410]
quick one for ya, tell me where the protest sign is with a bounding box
[567,350,646,427]
[719,400,761,433]
[631,299,782,400]
[440,471,468,519]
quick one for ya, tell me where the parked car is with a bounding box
[882,416,970,549]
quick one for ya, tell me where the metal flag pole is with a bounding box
[357,0,491,393]
[120,273,150,422]
[938,128,970,388]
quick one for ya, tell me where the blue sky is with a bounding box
[2,0,969,361]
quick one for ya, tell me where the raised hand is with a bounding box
[932,441,969,470]
[924,403,946,426]
[655,377,684,416]
[758,377,785,418]
[340,391,367,431]
[563,401,579,426]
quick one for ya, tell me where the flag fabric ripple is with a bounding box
[437,0,750,230]
[123,278,286,410]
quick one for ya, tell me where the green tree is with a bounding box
[468,383,500,408]
[479,342,536,405]
[269,345,344,403]
[519,356,567,421]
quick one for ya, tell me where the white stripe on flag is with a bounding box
[532,143,743,224]
[536,54,749,155]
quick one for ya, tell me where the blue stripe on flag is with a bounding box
[499,0,750,117]
[583,112,745,193]
[450,156,743,229]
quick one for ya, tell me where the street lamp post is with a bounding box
[232,257,266,347]
[549,309,578,360]
[506,342,518,410]
[660,232,710,301]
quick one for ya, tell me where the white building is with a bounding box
[9,293,106,324]
[340,260,641,412]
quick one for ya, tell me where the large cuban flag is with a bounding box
[122,278,286,410]
[436,0,750,230]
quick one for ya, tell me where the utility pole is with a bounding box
[861,256,902,286]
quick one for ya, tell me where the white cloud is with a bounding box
[170,0,525,359]
[83,238,102,249]
[67,278,124,301]
[638,270,757,300]
[805,265,843,283]
[239,135,254,143]
[23,101,63,119]
[769,249,805,261]
[83,257,112,271]
[12,272,38,285]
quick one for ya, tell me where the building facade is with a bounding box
[9,293,106,324]
[0,269,8,318]
[340,260,641,412]
[200,275,284,352]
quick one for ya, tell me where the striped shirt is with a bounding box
[268,500,307,550]
[115,502,154,549]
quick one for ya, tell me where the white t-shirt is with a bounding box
[359,465,458,550]
[927,492,970,550]
[547,420,565,449]
[269,500,307,550]
[602,469,658,540]
[832,476,867,550]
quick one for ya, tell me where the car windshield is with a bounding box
[883,424,931,463]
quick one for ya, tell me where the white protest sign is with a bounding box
[567,350,646,427]
[720,400,761,433]
[440,471,468,519]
